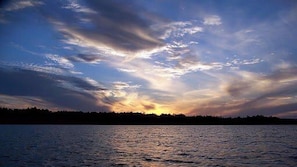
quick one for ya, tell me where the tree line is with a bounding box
[0,107,296,125]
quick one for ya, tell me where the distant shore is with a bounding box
[1,107,297,125]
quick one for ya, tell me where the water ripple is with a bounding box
[0,125,296,167]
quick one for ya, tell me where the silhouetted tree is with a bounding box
[0,107,295,125]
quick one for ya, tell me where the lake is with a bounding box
[0,125,296,167]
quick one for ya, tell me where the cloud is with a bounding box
[159,58,295,117]
[203,15,222,25]
[266,65,297,81]
[0,66,110,112]
[117,68,136,73]
[62,0,96,14]
[187,65,297,117]
[3,1,208,114]
[45,54,74,69]
[62,76,106,92]
[240,102,297,117]
[2,0,43,11]
[157,21,203,39]
[66,54,103,64]
[48,0,164,59]
[102,81,141,101]
[226,80,251,97]
[142,103,156,110]
[175,53,223,72]
[112,81,140,90]
[0,94,56,110]
[0,0,44,23]
[109,90,165,114]
[6,54,82,76]
[1,0,297,118]
[42,1,217,97]
[226,66,297,98]
[226,58,263,66]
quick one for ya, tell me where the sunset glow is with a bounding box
[1,0,297,118]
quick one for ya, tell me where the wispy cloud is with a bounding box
[186,65,297,117]
[48,0,164,60]
[62,0,96,14]
[112,81,141,90]
[225,58,263,68]
[45,1,215,97]
[0,0,43,23]
[45,54,74,69]
[157,21,203,39]
[2,0,43,11]
[203,15,222,25]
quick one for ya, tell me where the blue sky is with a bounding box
[1,0,297,118]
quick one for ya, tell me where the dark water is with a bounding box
[0,125,296,167]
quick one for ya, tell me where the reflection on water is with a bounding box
[0,125,297,167]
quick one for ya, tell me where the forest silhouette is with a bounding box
[0,107,296,125]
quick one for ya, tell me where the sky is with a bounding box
[1,0,297,118]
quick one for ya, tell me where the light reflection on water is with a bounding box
[0,125,297,167]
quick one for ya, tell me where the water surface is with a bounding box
[0,125,296,167]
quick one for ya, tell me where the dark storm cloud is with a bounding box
[46,0,164,54]
[0,67,110,112]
